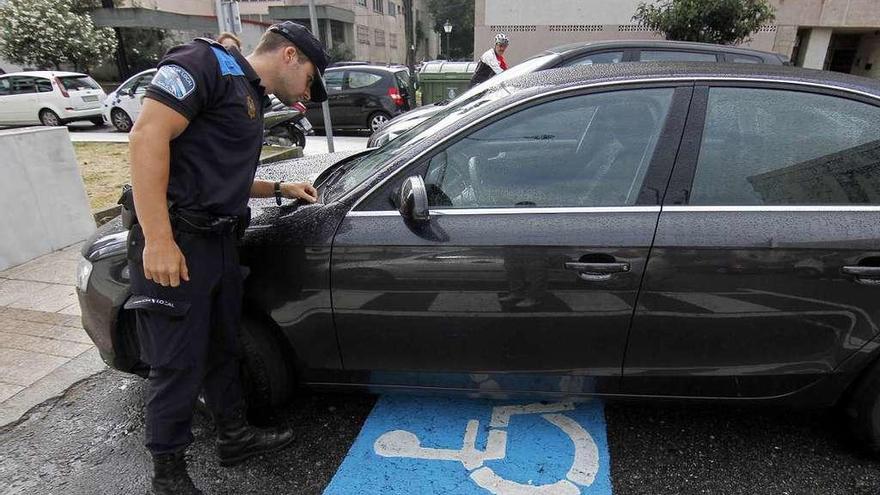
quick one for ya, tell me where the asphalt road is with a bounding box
[2,370,879,495]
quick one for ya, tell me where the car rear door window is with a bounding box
[640,50,718,62]
[348,71,382,89]
[690,88,880,205]
[566,51,624,66]
[10,76,36,94]
[35,78,53,93]
[324,71,345,91]
[424,88,675,208]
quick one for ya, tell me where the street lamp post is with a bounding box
[443,19,452,59]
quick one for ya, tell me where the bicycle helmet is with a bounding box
[494,33,510,46]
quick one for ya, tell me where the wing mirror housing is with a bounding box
[398,175,430,222]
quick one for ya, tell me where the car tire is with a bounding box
[39,109,62,127]
[843,358,880,452]
[368,111,391,133]
[239,314,293,414]
[111,108,133,133]
[90,117,105,127]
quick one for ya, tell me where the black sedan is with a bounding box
[77,63,880,450]
[368,39,789,147]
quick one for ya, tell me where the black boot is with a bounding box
[215,410,294,466]
[151,451,203,495]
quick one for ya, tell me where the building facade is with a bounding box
[90,0,440,65]
[474,0,880,79]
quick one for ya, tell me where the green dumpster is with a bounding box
[417,61,477,105]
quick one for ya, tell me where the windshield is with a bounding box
[322,86,512,202]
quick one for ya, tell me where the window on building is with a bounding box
[389,33,398,49]
[372,0,383,14]
[357,24,371,45]
[691,88,880,205]
[356,0,366,6]
[330,20,346,46]
[388,1,396,16]
[375,29,385,46]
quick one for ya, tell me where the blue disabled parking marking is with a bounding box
[324,396,612,495]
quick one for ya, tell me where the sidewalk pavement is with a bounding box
[0,243,106,427]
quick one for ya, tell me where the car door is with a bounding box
[331,84,691,394]
[120,72,154,121]
[306,69,345,128]
[7,76,38,123]
[345,70,385,128]
[623,84,880,398]
[0,76,13,123]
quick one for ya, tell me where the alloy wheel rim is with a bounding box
[42,112,59,126]
[371,114,388,131]
[113,111,130,131]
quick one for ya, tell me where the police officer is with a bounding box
[127,22,327,494]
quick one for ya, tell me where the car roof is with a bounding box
[499,62,880,99]
[1,71,90,78]
[326,65,405,74]
[543,39,786,60]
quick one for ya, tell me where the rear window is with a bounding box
[395,71,409,91]
[59,76,100,91]
[348,71,383,89]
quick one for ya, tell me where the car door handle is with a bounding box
[842,265,880,286]
[564,262,630,282]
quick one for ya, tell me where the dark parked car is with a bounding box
[306,65,415,133]
[77,63,880,450]
[368,39,789,147]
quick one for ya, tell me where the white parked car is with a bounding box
[102,69,156,132]
[0,71,107,126]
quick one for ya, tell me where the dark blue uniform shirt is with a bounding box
[145,38,266,217]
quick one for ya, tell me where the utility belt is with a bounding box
[118,184,250,237]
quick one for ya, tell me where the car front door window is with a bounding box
[423,89,675,209]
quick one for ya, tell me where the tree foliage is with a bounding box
[426,0,474,60]
[0,0,117,71]
[634,0,775,45]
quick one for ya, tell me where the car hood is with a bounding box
[82,150,363,259]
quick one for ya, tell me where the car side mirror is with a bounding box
[398,175,430,222]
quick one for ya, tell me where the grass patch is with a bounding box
[73,142,130,212]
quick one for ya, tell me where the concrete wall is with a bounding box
[0,127,95,271]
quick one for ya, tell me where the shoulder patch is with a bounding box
[151,64,196,100]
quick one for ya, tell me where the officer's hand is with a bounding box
[282,182,318,203]
[143,237,190,287]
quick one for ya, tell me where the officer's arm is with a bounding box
[250,179,318,203]
[129,98,190,287]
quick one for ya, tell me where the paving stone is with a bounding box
[6,283,78,313]
[0,279,50,307]
[4,257,78,285]
[0,331,91,358]
[1,307,81,328]
[0,348,68,387]
[0,347,105,427]
[57,302,82,316]
[0,319,92,344]
[0,381,24,402]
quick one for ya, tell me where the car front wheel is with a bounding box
[239,314,294,415]
[368,111,391,132]
[39,109,61,126]
[111,108,133,132]
[844,358,880,452]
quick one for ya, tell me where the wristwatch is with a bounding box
[274,181,283,205]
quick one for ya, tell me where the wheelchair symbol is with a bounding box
[374,401,599,495]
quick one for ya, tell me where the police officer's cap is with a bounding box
[269,21,329,103]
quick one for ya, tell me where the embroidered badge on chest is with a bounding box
[151,65,196,100]
[246,94,256,119]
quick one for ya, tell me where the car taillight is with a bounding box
[54,77,69,98]
[292,101,307,113]
[388,86,404,106]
